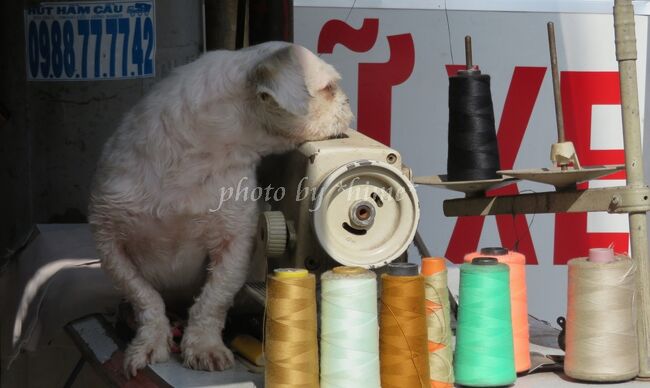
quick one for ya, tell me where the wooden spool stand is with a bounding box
[417,0,650,377]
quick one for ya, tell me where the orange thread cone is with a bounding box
[464,249,531,372]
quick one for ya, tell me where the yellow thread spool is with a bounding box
[265,268,319,387]
[380,263,430,388]
[231,335,265,366]
[274,268,309,279]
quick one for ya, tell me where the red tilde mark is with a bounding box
[554,72,629,265]
[357,34,415,145]
[317,19,412,145]
[317,18,379,53]
[445,66,547,264]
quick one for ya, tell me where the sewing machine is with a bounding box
[245,129,420,299]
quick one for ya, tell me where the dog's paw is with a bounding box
[181,326,234,371]
[124,323,172,378]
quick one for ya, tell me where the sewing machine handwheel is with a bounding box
[312,160,419,268]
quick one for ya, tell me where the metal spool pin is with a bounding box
[548,23,566,147]
[547,22,579,171]
[465,35,473,70]
[461,35,479,74]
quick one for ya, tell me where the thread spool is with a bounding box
[230,335,264,366]
[564,256,638,382]
[588,247,616,263]
[265,268,319,387]
[421,258,453,388]
[447,59,501,181]
[464,247,530,372]
[380,262,429,388]
[320,266,380,388]
[455,257,516,387]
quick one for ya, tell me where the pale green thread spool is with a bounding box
[565,256,638,382]
[454,257,515,387]
[320,267,380,388]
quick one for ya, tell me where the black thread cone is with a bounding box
[447,72,501,181]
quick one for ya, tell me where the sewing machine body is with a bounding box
[249,129,419,283]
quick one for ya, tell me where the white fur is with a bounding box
[88,42,352,377]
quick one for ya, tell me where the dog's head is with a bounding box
[249,43,353,143]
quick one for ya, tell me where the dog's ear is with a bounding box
[251,47,311,117]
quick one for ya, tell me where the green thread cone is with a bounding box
[454,260,516,387]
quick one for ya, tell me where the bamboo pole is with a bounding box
[614,0,650,376]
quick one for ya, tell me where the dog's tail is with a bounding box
[8,258,100,369]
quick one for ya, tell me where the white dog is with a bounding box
[88,42,352,377]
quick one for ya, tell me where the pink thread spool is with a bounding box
[588,248,616,263]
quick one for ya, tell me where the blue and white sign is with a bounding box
[25,1,156,81]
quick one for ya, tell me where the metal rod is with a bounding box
[63,358,85,388]
[413,230,431,257]
[547,22,566,144]
[465,35,473,70]
[614,0,650,376]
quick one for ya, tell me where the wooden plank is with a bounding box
[442,186,623,217]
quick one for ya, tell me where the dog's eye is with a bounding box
[259,92,270,101]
